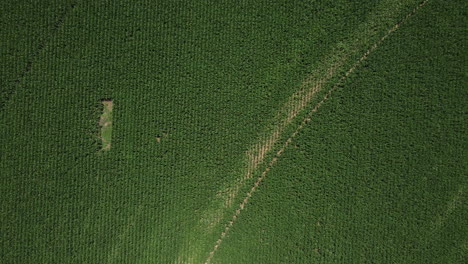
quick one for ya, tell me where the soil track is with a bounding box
[205,1,429,263]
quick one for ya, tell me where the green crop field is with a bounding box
[1,0,466,263]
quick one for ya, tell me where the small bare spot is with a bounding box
[156,132,168,143]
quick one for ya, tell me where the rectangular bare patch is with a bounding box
[99,99,113,151]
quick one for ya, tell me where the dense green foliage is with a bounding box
[213,1,467,263]
[1,0,466,263]
[0,0,77,110]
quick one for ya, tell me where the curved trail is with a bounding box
[205,1,429,263]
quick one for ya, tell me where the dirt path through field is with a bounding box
[205,1,429,263]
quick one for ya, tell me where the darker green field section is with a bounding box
[213,1,467,263]
[0,0,466,263]
[0,0,77,110]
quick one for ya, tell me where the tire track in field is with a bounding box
[0,1,79,112]
[224,59,346,209]
[205,1,429,262]
[221,0,428,211]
